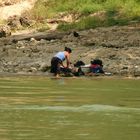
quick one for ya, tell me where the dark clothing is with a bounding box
[50,57,62,74]
[91,59,103,67]
[90,59,104,74]
[90,64,104,73]
[74,60,85,67]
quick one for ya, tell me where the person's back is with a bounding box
[55,51,65,61]
[50,47,72,77]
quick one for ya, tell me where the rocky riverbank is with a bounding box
[0,25,140,77]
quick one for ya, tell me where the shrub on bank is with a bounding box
[29,0,140,31]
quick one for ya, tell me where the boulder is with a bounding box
[0,25,11,38]
[133,66,140,77]
[19,16,31,27]
[7,15,21,29]
[7,15,32,29]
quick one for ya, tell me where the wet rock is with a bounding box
[28,67,38,73]
[120,69,129,76]
[133,66,140,77]
[16,41,26,48]
[39,63,50,72]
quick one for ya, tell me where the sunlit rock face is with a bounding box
[0,0,36,20]
[0,25,11,37]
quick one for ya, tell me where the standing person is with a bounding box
[50,47,72,77]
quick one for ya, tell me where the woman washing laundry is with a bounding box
[50,47,72,77]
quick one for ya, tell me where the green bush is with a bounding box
[30,0,140,31]
[58,17,103,31]
[121,0,140,18]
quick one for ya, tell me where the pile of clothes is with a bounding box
[60,59,105,76]
[89,59,104,74]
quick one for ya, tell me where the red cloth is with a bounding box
[90,64,100,68]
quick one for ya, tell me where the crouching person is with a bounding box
[89,59,104,74]
[50,47,72,77]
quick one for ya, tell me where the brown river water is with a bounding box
[0,76,140,140]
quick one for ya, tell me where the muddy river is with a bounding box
[0,76,140,140]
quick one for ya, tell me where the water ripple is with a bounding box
[1,104,140,113]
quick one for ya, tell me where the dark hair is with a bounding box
[64,47,72,53]
[90,59,103,66]
[74,61,85,67]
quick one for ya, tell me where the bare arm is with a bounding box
[65,52,70,68]
[61,62,65,68]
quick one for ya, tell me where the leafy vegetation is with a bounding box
[30,0,140,31]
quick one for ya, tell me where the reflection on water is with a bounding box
[0,76,140,140]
